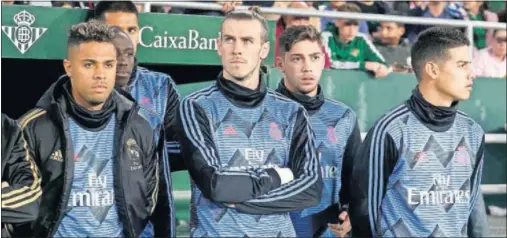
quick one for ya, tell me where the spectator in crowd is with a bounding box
[184,1,241,16]
[51,1,73,8]
[406,2,465,43]
[499,8,507,23]
[243,1,274,7]
[388,1,410,14]
[305,1,322,32]
[322,3,390,78]
[473,29,507,78]
[320,1,369,35]
[1,0,14,5]
[351,1,391,34]
[464,1,499,50]
[374,14,412,73]
[275,1,312,58]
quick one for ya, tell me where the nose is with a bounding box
[302,59,313,73]
[117,58,127,67]
[232,41,243,56]
[469,66,477,81]
[94,65,106,80]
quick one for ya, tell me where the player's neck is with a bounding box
[418,84,454,107]
[223,70,260,90]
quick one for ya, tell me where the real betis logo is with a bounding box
[2,10,47,54]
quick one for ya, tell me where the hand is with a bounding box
[218,1,241,13]
[391,63,410,73]
[328,211,351,237]
[374,64,390,78]
[2,182,9,188]
[365,61,379,72]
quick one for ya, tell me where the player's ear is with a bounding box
[425,61,439,80]
[260,40,270,60]
[217,36,223,57]
[63,59,72,78]
[275,54,284,73]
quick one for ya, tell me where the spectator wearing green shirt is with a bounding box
[463,1,498,50]
[321,3,390,78]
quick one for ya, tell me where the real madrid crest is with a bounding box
[126,138,142,171]
[2,10,48,54]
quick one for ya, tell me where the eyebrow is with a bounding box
[223,34,256,41]
[81,59,115,63]
[240,36,255,41]
[290,52,322,57]
[457,60,471,65]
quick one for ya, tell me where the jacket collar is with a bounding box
[37,75,137,123]
[406,86,458,132]
[276,80,324,115]
[216,67,269,108]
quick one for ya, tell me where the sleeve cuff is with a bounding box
[273,167,294,185]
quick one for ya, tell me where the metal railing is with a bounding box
[139,1,507,197]
[143,1,507,56]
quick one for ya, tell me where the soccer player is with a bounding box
[349,27,485,237]
[176,9,322,237]
[275,25,360,238]
[91,1,181,236]
[1,113,41,237]
[19,20,160,237]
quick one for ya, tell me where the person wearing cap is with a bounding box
[321,3,390,78]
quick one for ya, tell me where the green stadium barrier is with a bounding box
[1,5,275,65]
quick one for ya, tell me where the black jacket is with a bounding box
[20,76,160,237]
[1,114,41,237]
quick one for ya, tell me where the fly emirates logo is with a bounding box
[71,173,115,207]
[319,152,338,179]
[408,174,470,206]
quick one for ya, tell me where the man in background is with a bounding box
[90,1,181,236]
[374,12,412,73]
[473,29,506,78]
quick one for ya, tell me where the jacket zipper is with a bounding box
[48,112,74,237]
[116,106,138,237]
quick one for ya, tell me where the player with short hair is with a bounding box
[176,9,322,237]
[349,27,486,237]
[275,25,361,237]
[20,20,160,237]
[90,2,181,236]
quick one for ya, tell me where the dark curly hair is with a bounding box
[278,25,322,55]
[67,19,116,52]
